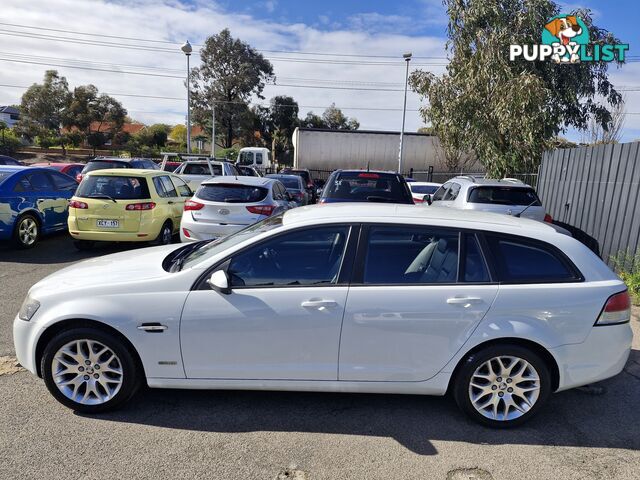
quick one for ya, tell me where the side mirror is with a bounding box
[423,194,433,205]
[207,269,231,294]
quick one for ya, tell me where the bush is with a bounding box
[611,249,640,305]
[0,128,22,153]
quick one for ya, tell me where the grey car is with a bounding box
[266,174,309,206]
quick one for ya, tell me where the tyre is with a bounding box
[73,240,95,251]
[13,214,39,249]
[453,344,551,428]
[150,220,173,246]
[41,328,141,413]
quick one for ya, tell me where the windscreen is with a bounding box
[324,172,413,203]
[468,186,541,206]
[76,175,151,200]
[82,160,128,173]
[196,183,268,203]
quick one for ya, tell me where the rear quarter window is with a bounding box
[484,234,581,283]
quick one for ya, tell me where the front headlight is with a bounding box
[18,296,40,321]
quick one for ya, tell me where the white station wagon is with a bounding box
[14,204,632,427]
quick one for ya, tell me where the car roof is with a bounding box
[32,162,84,167]
[85,168,167,177]
[200,175,274,187]
[334,169,400,176]
[180,159,228,164]
[267,174,302,180]
[88,157,151,163]
[409,182,441,187]
[450,176,533,188]
[281,203,557,235]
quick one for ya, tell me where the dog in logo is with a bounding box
[544,15,582,63]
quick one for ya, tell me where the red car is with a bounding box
[32,163,84,180]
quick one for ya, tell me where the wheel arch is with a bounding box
[34,318,146,383]
[447,337,560,394]
[15,208,43,229]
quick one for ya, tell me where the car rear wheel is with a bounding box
[41,328,140,413]
[151,221,173,246]
[453,344,551,428]
[13,214,39,249]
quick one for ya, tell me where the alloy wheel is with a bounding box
[468,355,541,422]
[51,339,124,405]
[18,217,38,246]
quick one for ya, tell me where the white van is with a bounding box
[237,147,272,171]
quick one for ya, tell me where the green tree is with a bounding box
[322,103,359,130]
[409,1,623,177]
[190,29,274,148]
[63,85,127,153]
[301,111,327,129]
[15,70,71,152]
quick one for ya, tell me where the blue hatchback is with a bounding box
[0,166,78,248]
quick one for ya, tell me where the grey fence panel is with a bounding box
[538,141,640,266]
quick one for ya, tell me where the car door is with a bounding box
[272,182,290,213]
[180,224,356,380]
[436,181,461,208]
[20,171,63,230]
[47,172,78,228]
[338,224,498,382]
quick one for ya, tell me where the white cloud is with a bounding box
[0,0,447,133]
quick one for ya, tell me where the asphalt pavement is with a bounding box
[1,233,639,480]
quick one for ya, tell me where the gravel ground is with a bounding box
[1,233,639,480]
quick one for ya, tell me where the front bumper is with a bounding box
[551,322,633,391]
[13,314,39,375]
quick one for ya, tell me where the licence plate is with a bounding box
[97,219,119,228]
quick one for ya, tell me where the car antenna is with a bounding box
[366,161,370,172]
[514,198,538,218]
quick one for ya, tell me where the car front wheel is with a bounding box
[41,328,140,413]
[453,344,551,427]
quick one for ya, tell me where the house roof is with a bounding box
[0,106,19,115]
[89,122,146,134]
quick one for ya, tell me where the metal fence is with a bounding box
[537,141,640,266]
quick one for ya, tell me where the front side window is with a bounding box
[485,234,578,282]
[431,182,450,202]
[255,153,263,165]
[228,226,350,287]
[363,226,459,284]
[443,182,461,201]
[171,176,192,197]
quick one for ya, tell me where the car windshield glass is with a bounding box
[196,184,268,203]
[76,175,150,199]
[468,186,541,206]
[183,164,222,175]
[180,214,284,269]
[238,151,254,165]
[324,172,412,203]
[411,185,439,194]
[83,160,128,173]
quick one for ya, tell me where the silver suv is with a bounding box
[427,176,552,222]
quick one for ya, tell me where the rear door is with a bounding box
[22,171,63,229]
[338,224,498,382]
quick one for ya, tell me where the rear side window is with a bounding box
[83,160,129,173]
[485,234,579,283]
[196,184,268,203]
[363,226,460,284]
[13,176,32,192]
[468,187,541,206]
[324,172,413,204]
[76,175,150,200]
[50,172,77,190]
[25,172,54,191]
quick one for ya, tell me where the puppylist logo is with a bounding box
[510,14,629,64]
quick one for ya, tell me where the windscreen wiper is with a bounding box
[88,194,117,203]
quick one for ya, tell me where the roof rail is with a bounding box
[455,175,478,182]
[501,177,524,184]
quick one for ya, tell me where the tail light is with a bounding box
[184,200,204,211]
[76,173,84,183]
[246,205,275,216]
[125,202,156,211]
[596,290,631,325]
[358,173,380,179]
[544,213,553,223]
[69,200,88,209]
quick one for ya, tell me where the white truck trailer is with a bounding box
[291,127,446,174]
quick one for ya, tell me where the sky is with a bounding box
[0,0,638,142]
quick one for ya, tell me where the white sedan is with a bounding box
[14,204,632,427]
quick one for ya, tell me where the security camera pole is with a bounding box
[397,52,412,175]
[181,40,193,153]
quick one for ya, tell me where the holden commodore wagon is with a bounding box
[14,204,632,427]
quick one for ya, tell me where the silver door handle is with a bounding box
[137,324,168,332]
[301,300,337,308]
[447,297,483,305]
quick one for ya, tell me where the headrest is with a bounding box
[437,238,448,253]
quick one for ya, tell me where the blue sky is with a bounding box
[1,0,638,141]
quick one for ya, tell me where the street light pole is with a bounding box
[397,52,412,175]
[181,40,193,154]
